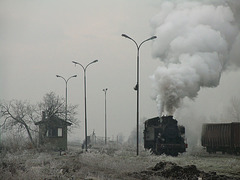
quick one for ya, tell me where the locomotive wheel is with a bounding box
[151,148,157,155]
[168,150,178,156]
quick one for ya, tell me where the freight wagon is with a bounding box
[201,122,240,154]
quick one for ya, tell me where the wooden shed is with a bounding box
[35,111,72,150]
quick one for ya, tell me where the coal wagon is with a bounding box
[144,116,187,156]
[201,122,240,154]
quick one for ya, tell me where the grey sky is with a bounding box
[1,0,240,141]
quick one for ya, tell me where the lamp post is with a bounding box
[56,74,77,121]
[103,88,108,145]
[122,34,157,156]
[72,60,98,151]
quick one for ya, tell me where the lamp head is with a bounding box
[150,36,157,40]
[122,34,132,39]
[103,88,108,92]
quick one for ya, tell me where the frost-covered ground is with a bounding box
[1,144,240,180]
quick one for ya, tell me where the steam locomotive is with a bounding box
[144,116,187,156]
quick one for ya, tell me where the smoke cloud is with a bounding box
[150,0,240,116]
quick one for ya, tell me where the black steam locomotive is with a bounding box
[144,116,187,156]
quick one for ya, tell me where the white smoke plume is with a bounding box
[150,0,240,116]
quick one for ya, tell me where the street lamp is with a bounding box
[103,88,108,145]
[56,74,77,121]
[122,34,157,156]
[72,60,98,151]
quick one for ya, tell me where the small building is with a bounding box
[35,111,72,150]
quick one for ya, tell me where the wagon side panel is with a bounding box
[232,123,240,148]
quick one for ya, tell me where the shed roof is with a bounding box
[35,115,72,126]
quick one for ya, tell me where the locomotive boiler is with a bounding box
[144,116,187,156]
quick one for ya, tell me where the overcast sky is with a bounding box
[1,0,240,142]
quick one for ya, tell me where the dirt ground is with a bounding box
[1,145,240,180]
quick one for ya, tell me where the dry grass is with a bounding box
[1,142,240,180]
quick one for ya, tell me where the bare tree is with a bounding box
[37,92,78,125]
[0,92,78,148]
[227,97,240,122]
[0,100,37,147]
